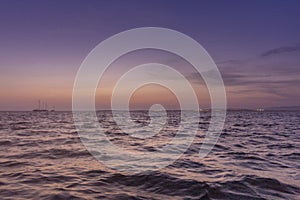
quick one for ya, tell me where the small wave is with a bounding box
[105,171,210,198]
[0,140,12,145]
[39,192,84,200]
[0,160,30,168]
[40,148,91,159]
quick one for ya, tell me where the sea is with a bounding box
[0,111,299,199]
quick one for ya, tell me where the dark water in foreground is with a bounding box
[0,111,299,200]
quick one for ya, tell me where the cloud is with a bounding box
[260,44,300,57]
[126,44,300,107]
[190,43,300,104]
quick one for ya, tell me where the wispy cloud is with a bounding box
[192,43,300,106]
[261,44,300,57]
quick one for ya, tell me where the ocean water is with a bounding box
[0,111,299,200]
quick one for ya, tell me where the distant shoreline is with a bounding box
[0,108,300,112]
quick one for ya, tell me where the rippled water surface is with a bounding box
[0,111,299,199]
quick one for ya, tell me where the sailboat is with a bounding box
[32,100,49,112]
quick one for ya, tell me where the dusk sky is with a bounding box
[1,0,300,110]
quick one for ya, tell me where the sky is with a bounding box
[0,0,300,110]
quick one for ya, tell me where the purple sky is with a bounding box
[0,0,300,110]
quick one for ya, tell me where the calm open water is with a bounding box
[0,111,299,199]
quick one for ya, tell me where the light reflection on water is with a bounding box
[0,111,299,199]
